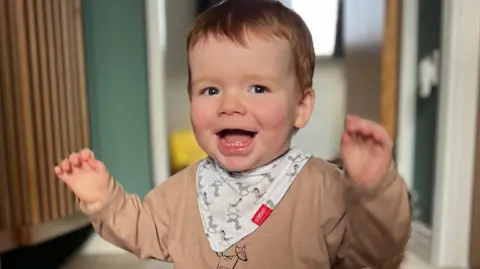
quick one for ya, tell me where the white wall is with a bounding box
[342,0,384,123]
[292,60,346,159]
[164,0,196,133]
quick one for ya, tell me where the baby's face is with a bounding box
[189,33,313,171]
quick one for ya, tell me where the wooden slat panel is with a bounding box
[37,0,59,220]
[52,0,69,217]
[25,0,50,222]
[69,0,81,150]
[75,0,90,149]
[0,0,12,231]
[0,98,14,255]
[60,1,76,215]
[0,103,10,230]
[62,0,79,214]
[1,0,90,246]
[0,0,22,228]
[4,0,28,227]
[45,0,65,220]
[74,0,89,210]
[68,0,81,211]
[12,0,42,225]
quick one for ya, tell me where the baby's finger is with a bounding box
[370,124,393,149]
[345,116,374,137]
[54,166,62,175]
[340,131,354,146]
[345,114,361,122]
[79,148,94,161]
[60,159,72,173]
[68,153,81,166]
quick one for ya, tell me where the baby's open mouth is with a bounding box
[216,129,257,143]
[216,129,257,153]
[216,129,256,154]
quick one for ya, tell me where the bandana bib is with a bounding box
[196,147,311,252]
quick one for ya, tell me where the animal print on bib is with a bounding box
[196,147,311,252]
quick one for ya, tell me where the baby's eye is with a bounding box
[201,87,220,96]
[249,85,268,94]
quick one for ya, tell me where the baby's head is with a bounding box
[187,0,315,172]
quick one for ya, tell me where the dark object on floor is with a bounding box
[1,225,93,269]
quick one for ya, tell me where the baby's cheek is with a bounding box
[255,103,292,130]
[190,112,206,129]
[190,102,211,129]
[190,109,212,151]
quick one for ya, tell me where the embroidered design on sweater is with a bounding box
[216,245,248,269]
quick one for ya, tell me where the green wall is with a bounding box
[82,0,153,198]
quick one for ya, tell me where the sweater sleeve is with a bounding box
[326,163,412,268]
[79,178,172,261]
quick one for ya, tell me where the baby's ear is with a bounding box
[294,88,315,129]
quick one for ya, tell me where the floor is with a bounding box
[61,251,435,269]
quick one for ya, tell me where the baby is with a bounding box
[55,1,411,268]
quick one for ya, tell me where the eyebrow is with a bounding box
[190,76,215,88]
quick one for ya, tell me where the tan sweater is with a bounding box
[81,158,411,269]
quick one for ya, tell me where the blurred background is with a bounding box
[1,0,479,268]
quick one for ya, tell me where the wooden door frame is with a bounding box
[380,0,401,140]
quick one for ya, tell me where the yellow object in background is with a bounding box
[169,129,207,174]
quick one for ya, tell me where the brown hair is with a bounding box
[186,0,315,91]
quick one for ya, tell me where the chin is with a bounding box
[214,155,256,172]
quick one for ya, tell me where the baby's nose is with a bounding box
[217,94,247,115]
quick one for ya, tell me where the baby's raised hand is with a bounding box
[340,114,394,189]
[54,149,111,204]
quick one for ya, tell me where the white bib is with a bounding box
[196,147,311,252]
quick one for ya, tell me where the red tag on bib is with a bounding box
[252,204,273,226]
